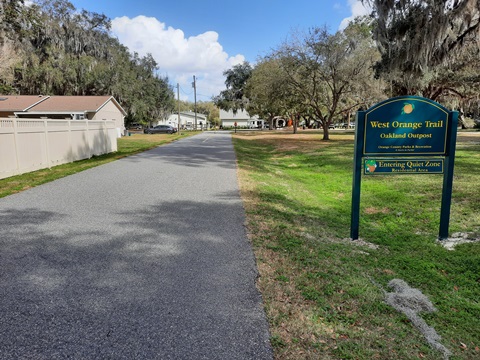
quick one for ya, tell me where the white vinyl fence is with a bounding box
[0,118,118,180]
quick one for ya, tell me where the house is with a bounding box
[163,111,208,130]
[220,109,264,128]
[0,95,126,137]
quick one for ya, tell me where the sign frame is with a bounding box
[350,96,458,240]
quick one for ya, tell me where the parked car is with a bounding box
[144,125,177,134]
[338,123,355,129]
[128,123,143,130]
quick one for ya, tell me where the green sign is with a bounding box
[363,97,449,155]
[364,158,444,175]
[351,96,458,241]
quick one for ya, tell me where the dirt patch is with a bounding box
[302,234,380,250]
[457,131,480,143]
[437,232,480,250]
[234,131,354,152]
[364,207,390,215]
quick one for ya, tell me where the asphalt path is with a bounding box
[0,132,273,359]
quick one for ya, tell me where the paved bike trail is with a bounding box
[0,132,273,359]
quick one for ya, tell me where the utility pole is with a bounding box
[192,75,197,130]
[177,83,180,131]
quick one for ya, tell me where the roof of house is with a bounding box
[28,96,127,115]
[0,95,49,111]
[0,95,127,116]
[171,111,207,120]
[220,109,259,120]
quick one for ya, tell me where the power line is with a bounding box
[178,83,214,102]
[178,85,193,96]
[197,93,214,100]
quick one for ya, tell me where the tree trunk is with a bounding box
[293,114,298,134]
[323,123,330,140]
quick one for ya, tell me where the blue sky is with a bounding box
[67,0,370,101]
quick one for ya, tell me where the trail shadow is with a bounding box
[120,133,238,170]
[0,195,272,359]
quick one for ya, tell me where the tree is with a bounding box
[273,24,382,140]
[363,0,480,97]
[213,61,252,113]
[11,0,115,95]
[0,0,25,43]
[0,0,175,124]
[0,40,19,93]
[0,0,27,93]
[244,58,294,131]
[364,0,480,73]
[196,101,220,128]
[364,0,480,127]
[121,53,174,126]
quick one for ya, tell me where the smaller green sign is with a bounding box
[364,158,444,175]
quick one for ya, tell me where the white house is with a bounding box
[161,111,208,130]
[220,109,264,128]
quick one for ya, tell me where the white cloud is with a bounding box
[111,16,245,101]
[339,0,372,30]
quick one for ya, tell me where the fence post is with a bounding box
[86,120,92,158]
[44,119,51,168]
[67,119,73,162]
[12,119,20,175]
[103,120,108,154]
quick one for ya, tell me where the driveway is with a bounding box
[0,132,273,359]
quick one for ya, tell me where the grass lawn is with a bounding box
[233,130,480,360]
[0,132,194,198]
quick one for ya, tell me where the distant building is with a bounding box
[220,109,264,128]
[0,95,126,137]
[162,111,208,130]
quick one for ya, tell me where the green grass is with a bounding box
[0,132,194,198]
[234,131,480,359]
